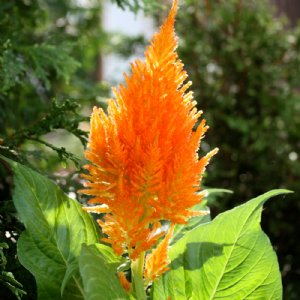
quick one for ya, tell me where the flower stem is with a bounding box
[131,252,146,300]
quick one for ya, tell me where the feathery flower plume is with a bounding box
[80,0,217,279]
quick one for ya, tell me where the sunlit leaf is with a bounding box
[9,159,99,300]
[79,244,129,300]
[152,190,290,300]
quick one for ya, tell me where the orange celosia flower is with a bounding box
[80,0,217,269]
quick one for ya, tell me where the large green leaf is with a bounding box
[9,159,99,300]
[152,190,290,300]
[79,244,130,300]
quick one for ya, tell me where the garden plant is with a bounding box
[0,0,292,299]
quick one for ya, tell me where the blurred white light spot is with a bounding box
[287,35,296,44]
[206,63,222,75]
[207,63,217,73]
[56,18,66,27]
[229,84,239,94]
[68,192,77,200]
[289,152,298,161]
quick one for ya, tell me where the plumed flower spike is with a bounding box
[80,0,218,263]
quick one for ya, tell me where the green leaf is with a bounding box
[8,159,99,300]
[205,188,234,195]
[152,189,291,300]
[79,244,130,300]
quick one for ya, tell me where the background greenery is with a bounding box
[0,0,299,299]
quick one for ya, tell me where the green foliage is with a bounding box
[6,158,289,299]
[79,244,129,300]
[3,99,88,168]
[0,243,26,300]
[153,190,289,299]
[176,0,300,297]
[0,41,80,92]
[8,157,99,299]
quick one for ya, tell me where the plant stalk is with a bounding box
[131,252,146,300]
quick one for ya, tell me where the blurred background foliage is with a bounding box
[0,0,300,299]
